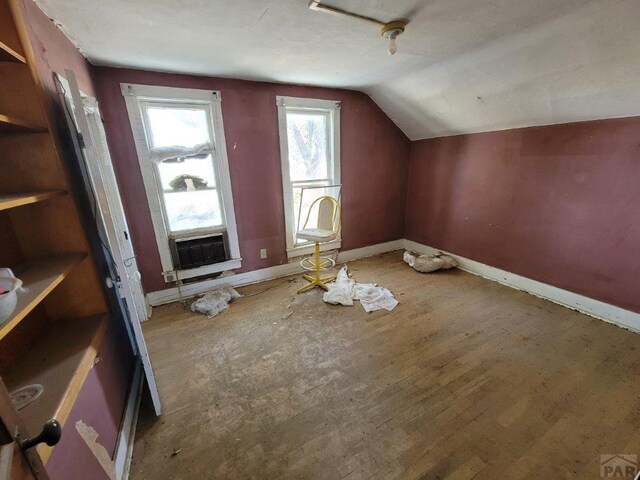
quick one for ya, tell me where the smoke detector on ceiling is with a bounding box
[308,1,408,56]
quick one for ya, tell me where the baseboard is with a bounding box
[336,239,405,263]
[147,239,405,306]
[147,238,639,333]
[404,240,640,333]
[114,359,143,480]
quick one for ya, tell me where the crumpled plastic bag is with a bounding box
[323,266,398,312]
[191,287,241,317]
[403,251,457,273]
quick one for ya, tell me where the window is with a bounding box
[122,84,241,281]
[276,96,341,258]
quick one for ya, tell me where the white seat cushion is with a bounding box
[296,228,336,242]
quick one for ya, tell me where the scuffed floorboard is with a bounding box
[130,252,640,480]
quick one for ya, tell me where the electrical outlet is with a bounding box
[260,248,267,259]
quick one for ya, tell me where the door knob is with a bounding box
[21,419,62,450]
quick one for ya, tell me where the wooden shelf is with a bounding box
[0,114,47,133]
[0,190,65,212]
[2,314,108,463]
[0,40,25,63]
[0,254,85,341]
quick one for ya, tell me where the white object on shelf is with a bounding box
[0,268,25,324]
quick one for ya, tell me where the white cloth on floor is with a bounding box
[403,250,457,273]
[323,266,398,313]
[191,287,241,317]
[353,283,398,313]
[322,266,354,306]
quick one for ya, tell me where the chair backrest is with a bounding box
[317,197,335,230]
[302,195,340,234]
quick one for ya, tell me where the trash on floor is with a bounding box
[323,266,398,312]
[190,287,241,317]
[403,250,457,273]
[323,266,355,306]
[353,283,398,313]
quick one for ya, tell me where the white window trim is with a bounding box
[121,83,241,281]
[276,96,341,259]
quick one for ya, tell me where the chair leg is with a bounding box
[298,242,335,293]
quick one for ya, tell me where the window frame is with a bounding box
[276,96,341,258]
[121,83,241,280]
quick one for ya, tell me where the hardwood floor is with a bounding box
[131,252,640,480]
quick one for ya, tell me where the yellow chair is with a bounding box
[296,195,341,293]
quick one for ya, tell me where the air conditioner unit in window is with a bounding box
[169,234,227,270]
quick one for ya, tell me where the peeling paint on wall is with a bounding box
[76,420,116,480]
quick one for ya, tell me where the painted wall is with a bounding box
[406,117,640,313]
[91,67,411,293]
[17,1,134,477]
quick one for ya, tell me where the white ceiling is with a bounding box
[37,0,640,139]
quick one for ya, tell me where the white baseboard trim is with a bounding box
[336,239,405,263]
[404,240,640,333]
[114,359,143,480]
[147,237,639,333]
[147,239,405,306]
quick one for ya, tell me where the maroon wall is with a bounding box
[18,2,134,477]
[406,117,640,313]
[17,0,95,99]
[91,67,411,293]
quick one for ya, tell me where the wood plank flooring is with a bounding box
[131,252,640,480]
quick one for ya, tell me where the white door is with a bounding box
[58,69,162,416]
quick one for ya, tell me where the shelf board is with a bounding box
[0,114,47,133]
[0,190,66,212]
[0,254,85,341]
[0,40,25,64]
[2,314,108,463]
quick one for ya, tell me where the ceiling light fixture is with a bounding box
[308,1,408,56]
[380,21,406,56]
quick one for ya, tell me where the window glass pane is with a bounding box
[163,189,222,232]
[146,106,210,148]
[286,112,328,181]
[293,184,330,240]
[156,155,216,192]
[158,155,220,232]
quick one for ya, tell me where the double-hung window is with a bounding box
[122,84,240,281]
[276,96,341,258]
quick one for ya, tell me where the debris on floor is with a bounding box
[323,266,355,306]
[353,282,398,313]
[323,266,398,312]
[403,250,457,273]
[190,287,241,317]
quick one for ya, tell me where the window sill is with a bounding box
[163,258,242,283]
[286,240,341,260]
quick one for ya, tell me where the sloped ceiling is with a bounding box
[36,0,640,139]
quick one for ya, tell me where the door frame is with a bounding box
[56,70,162,416]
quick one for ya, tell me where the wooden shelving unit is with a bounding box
[0,0,111,474]
[0,113,47,133]
[0,40,25,63]
[2,314,108,463]
[0,190,65,212]
[0,254,85,341]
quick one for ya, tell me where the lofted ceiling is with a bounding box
[36,0,640,139]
